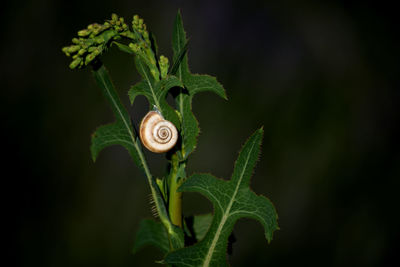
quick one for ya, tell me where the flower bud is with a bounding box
[78,29,91,37]
[67,45,80,53]
[159,55,169,78]
[129,43,140,53]
[94,36,104,44]
[85,53,96,64]
[69,57,82,69]
[78,48,86,55]
[111,13,118,22]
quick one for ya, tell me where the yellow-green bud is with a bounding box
[78,48,86,55]
[102,24,110,31]
[160,55,169,66]
[94,36,104,44]
[67,45,80,53]
[159,55,169,78]
[72,38,79,44]
[129,43,141,53]
[92,49,101,56]
[85,53,96,64]
[61,47,70,56]
[112,13,118,22]
[69,57,82,69]
[142,31,149,40]
[78,29,90,37]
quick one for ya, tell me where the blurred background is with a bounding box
[2,0,399,266]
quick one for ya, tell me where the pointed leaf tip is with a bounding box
[165,129,278,266]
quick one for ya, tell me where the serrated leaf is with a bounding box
[91,122,143,170]
[184,213,213,244]
[164,128,279,266]
[132,219,169,254]
[172,11,227,159]
[183,74,226,99]
[91,65,143,170]
[172,11,190,78]
[129,57,183,129]
[192,214,213,241]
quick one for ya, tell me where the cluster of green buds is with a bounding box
[159,55,169,79]
[62,13,171,80]
[128,15,162,80]
[62,14,133,69]
[132,15,150,43]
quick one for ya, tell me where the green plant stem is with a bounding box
[134,139,184,250]
[91,62,183,250]
[168,154,183,227]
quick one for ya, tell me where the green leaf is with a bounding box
[164,128,279,266]
[184,213,213,244]
[172,11,190,79]
[113,41,134,54]
[172,11,227,159]
[92,65,185,251]
[91,123,142,169]
[133,219,169,254]
[183,74,227,99]
[192,214,213,241]
[129,57,183,129]
[91,65,143,170]
[169,40,189,76]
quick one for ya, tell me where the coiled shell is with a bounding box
[139,111,178,153]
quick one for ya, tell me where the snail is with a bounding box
[139,111,178,153]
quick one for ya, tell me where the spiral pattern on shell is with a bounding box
[139,111,178,153]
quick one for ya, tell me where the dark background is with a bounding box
[3,0,399,266]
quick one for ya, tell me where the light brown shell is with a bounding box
[139,111,178,153]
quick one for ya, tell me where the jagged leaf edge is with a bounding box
[90,65,143,170]
[164,128,279,266]
[132,218,170,255]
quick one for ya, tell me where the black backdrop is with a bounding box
[3,0,399,266]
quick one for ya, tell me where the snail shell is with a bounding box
[139,111,178,153]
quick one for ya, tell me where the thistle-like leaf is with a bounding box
[91,65,143,171]
[172,11,227,159]
[128,57,183,129]
[183,213,213,244]
[92,64,185,251]
[164,128,279,266]
[132,219,170,254]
